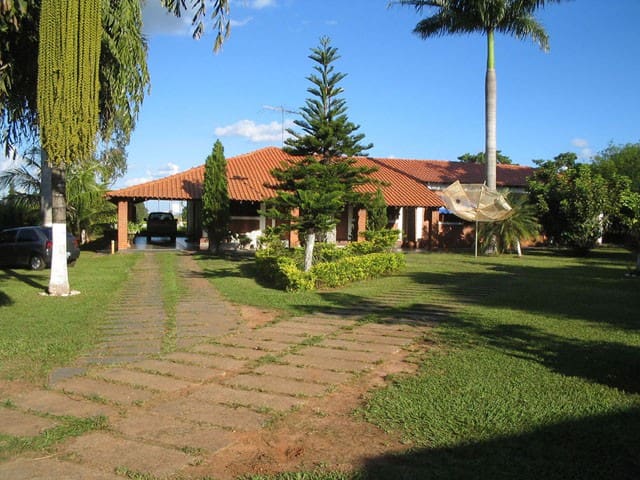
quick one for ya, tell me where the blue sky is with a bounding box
[118,0,640,188]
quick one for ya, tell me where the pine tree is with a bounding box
[266,37,377,271]
[202,140,230,253]
[284,36,372,162]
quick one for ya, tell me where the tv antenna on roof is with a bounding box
[263,105,297,147]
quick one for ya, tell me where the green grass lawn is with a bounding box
[195,248,640,480]
[0,251,140,383]
[1,248,638,478]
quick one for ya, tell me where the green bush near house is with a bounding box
[255,232,405,292]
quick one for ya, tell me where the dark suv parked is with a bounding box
[0,226,80,270]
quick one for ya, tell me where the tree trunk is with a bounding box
[516,239,522,257]
[40,148,53,227]
[304,230,315,272]
[485,30,497,191]
[48,166,70,296]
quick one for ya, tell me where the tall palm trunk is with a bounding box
[485,29,497,191]
[48,165,70,295]
[40,148,53,226]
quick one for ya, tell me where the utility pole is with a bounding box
[263,105,297,147]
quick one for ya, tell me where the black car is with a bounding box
[0,226,81,270]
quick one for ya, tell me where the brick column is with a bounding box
[117,200,129,251]
[357,208,367,241]
[289,208,300,247]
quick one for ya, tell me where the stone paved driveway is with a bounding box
[0,253,432,479]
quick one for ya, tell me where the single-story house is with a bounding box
[106,147,533,251]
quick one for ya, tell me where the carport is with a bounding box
[106,166,204,251]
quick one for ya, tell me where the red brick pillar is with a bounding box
[117,200,129,251]
[427,208,440,250]
[289,208,300,247]
[357,209,367,241]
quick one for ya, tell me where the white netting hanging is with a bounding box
[439,181,513,222]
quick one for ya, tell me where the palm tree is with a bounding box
[480,194,540,256]
[396,0,563,191]
[1,0,230,295]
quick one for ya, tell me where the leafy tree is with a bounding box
[528,153,612,254]
[268,37,377,271]
[201,140,230,253]
[0,146,118,240]
[397,0,564,190]
[0,0,230,295]
[458,150,512,165]
[480,193,539,256]
[366,188,389,231]
[591,141,640,193]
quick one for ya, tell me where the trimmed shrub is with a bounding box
[311,252,406,289]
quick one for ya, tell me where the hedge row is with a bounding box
[255,251,406,292]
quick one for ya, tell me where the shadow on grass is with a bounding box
[443,317,640,394]
[361,407,640,480]
[1,268,47,291]
[0,289,12,306]
[409,259,640,331]
[290,291,457,328]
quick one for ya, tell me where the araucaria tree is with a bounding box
[266,36,376,271]
[398,0,564,190]
[202,140,230,253]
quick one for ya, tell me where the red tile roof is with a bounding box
[106,147,532,207]
[372,158,533,187]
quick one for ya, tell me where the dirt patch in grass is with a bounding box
[189,352,420,479]
[239,305,281,329]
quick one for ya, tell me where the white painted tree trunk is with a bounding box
[516,239,522,257]
[48,166,70,296]
[304,230,315,272]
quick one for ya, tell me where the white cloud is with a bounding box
[239,0,277,9]
[572,138,589,149]
[230,16,253,27]
[215,119,292,143]
[123,162,181,187]
[158,162,180,177]
[141,1,191,36]
[124,176,155,187]
[571,138,593,160]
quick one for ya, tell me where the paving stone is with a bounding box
[53,376,155,405]
[152,398,267,431]
[335,332,415,346]
[246,331,311,343]
[297,345,385,363]
[0,407,58,436]
[192,384,305,412]
[320,338,401,354]
[254,363,352,385]
[355,323,426,338]
[265,322,342,336]
[10,389,116,418]
[223,374,328,397]
[112,410,233,452]
[130,359,226,382]
[0,458,121,480]
[164,351,246,372]
[91,368,195,393]
[192,343,268,360]
[220,337,294,353]
[280,352,371,373]
[64,432,193,478]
